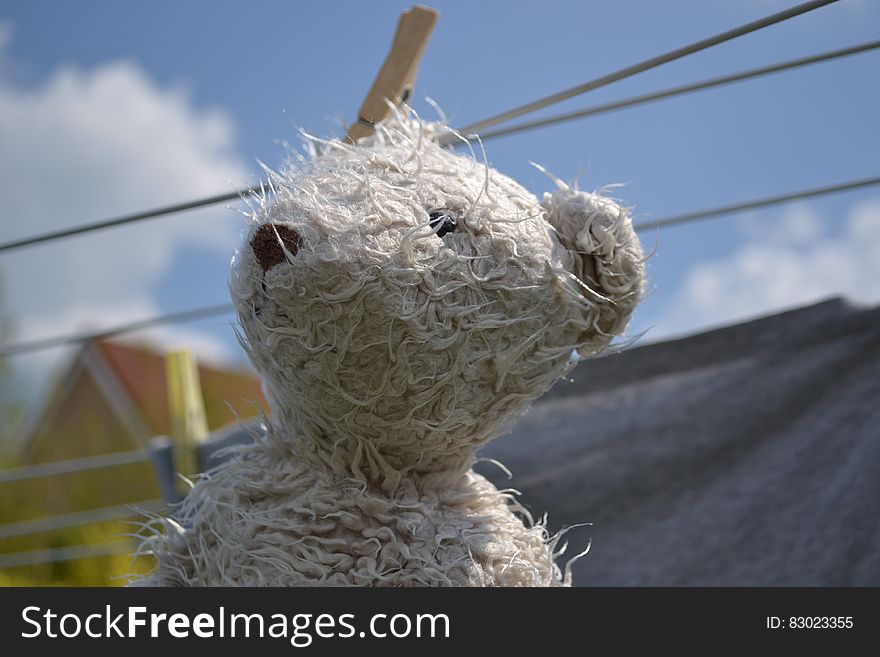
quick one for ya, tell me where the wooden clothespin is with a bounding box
[346,5,439,143]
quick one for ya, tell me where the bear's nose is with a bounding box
[250,224,303,272]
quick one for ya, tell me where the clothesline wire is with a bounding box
[632,175,880,232]
[0,303,235,358]
[0,0,844,255]
[476,39,880,143]
[2,173,877,359]
[0,188,259,254]
[451,0,839,136]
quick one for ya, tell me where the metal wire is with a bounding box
[0,187,259,254]
[633,176,880,233]
[0,303,235,358]
[0,500,164,540]
[0,541,136,569]
[474,39,880,143]
[0,449,151,483]
[453,0,840,136]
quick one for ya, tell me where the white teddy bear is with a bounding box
[135,111,645,586]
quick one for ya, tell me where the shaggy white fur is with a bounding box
[134,111,645,586]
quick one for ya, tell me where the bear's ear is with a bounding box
[541,186,645,356]
[250,224,303,272]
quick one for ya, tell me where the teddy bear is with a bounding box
[134,110,645,586]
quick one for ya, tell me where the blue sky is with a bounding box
[0,0,878,413]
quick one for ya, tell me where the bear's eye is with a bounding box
[428,210,458,238]
[251,224,303,272]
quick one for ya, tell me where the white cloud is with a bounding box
[0,22,12,51]
[739,204,824,246]
[651,200,880,339]
[0,38,252,407]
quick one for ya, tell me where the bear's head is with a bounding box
[230,113,643,489]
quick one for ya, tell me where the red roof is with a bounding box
[94,340,268,435]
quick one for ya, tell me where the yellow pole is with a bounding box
[165,349,209,494]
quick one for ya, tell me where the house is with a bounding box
[20,339,268,514]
